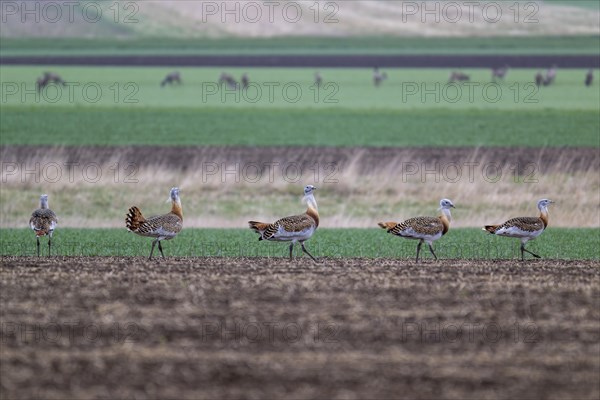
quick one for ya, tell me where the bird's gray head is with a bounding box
[304,185,317,195]
[537,199,554,212]
[40,194,49,209]
[303,185,318,210]
[170,187,180,202]
[439,198,455,209]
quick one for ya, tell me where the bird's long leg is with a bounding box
[301,242,318,263]
[521,243,541,260]
[415,241,423,263]
[149,239,158,260]
[48,236,52,257]
[289,243,294,260]
[36,237,40,257]
[520,243,524,261]
[158,241,165,258]
[428,244,438,260]
[524,249,541,258]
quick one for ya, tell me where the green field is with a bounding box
[1,67,599,147]
[3,67,598,110]
[3,106,598,147]
[2,36,599,56]
[2,228,598,259]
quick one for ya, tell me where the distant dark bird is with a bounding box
[585,69,593,87]
[218,72,238,89]
[126,188,183,260]
[448,71,470,83]
[314,71,323,87]
[535,71,544,87]
[30,194,58,257]
[543,65,557,86]
[483,199,554,261]
[491,65,509,81]
[36,72,65,92]
[373,67,388,87]
[161,71,182,87]
[241,73,250,89]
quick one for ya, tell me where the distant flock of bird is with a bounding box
[35,66,595,92]
[30,188,554,262]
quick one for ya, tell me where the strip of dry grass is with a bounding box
[1,146,597,228]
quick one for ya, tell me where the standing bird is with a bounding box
[543,65,557,86]
[30,194,58,257]
[483,199,554,261]
[314,71,323,87]
[491,65,509,81]
[241,73,250,89]
[373,67,388,87]
[585,69,593,87]
[249,185,319,262]
[161,71,182,87]
[448,71,470,83]
[126,188,183,259]
[535,71,544,87]
[378,199,455,262]
[218,72,238,89]
[36,72,66,92]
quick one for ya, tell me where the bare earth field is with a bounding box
[1,257,598,400]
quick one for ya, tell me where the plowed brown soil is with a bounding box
[1,257,598,399]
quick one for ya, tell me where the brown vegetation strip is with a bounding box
[1,257,598,400]
[1,145,598,174]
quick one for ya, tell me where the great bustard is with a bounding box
[161,71,182,87]
[314,71,323,87]
[373,67,388,87]
[492,65,509,81]
[448,71,470,83]
[36,72,66,92]
[126,187,183,259]
[535,71,544,87]
[241,73,249,89]
[378,199,455,262]
[585,69,593,87]
[543,65,557,86]
[29,194,58,257]
[218,72,238,89]
[249,185,319,262]
[483,199,554,261]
